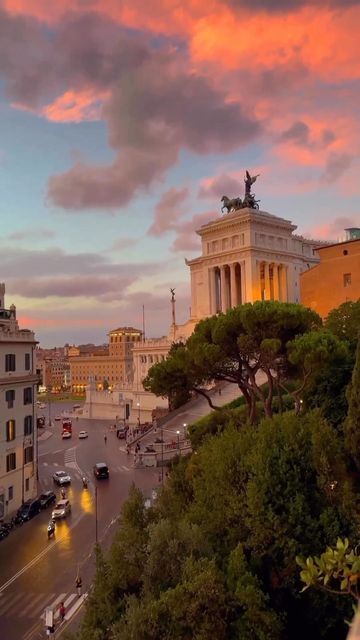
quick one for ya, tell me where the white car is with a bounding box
[53,470,71,486]
[78,430,88,439]
[51,499,71,519]
[54,415,62,421]
[62,431,72,439]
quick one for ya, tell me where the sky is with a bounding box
[0,0,359,347]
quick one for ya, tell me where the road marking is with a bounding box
[121,465,130,471]
[64,593,87,621]
[43,462,48,467]
[0,513,85,594]
[53,592,77,620]
[0,591,23,614]
[40,592,67,618]
[20,591,49,617]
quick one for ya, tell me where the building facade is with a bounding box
[301,234,360,318]
[70,327,142,392]
[0,284,38,518]
[184,208,320,334]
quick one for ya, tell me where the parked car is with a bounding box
[93,463,109,479]
[62,431,72,439]
[15,498,41,523]
[53,470,71,486]
[51,499,71,520]
[78,430,88,439]
[39,491,56,509]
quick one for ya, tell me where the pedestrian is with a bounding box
[218,387,222,396]
[76,575,82,597]
[126,445,130,455]
[59,602,65,621]
[61,488,66,499]
[104,434,107,444]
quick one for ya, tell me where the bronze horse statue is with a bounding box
[221,195,243,213]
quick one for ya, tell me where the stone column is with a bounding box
[220,265,227,312]
[230,263,237,307]
[279,265,288,302]
[209,268,217,314]
[240,261,246,303]
[273,263,280,300]
[263,262,270,300]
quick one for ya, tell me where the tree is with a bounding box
[102,379,109,390]
[325,300,360,351]
[344,338,360,470]
[145,301,322,423]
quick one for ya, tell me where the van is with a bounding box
[93,463,109,479]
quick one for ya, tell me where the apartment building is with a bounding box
[0,284,38,518]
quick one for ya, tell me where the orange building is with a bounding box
[300,232,360,318]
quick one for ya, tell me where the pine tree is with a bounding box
[344,337,360,469]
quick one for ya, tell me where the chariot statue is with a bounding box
[221,170,260,213]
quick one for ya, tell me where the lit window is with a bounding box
[343,273,352,287]
[6,420,16,441]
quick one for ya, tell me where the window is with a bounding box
[24,415,33,436]
[5,354,16,372]
[24,447,33,464]
[344,273,352,287]
[8,486,13,501]
[25,353,31,371]
[23,387,33,405]
[6,420,16,441]
[5,389,15,409]
[25,478,29,492]
[6,453,16,472]
[343,250,348,256]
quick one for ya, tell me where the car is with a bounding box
[62,431,72,439]
[54,415,62,421]
[78,430,88,439]
[15,498,41,523]
[53,470,71,486]
[39,403,46,409]
[39,491,56,509]
[51,499,71,520]
[93,463,109,479]
[116,427,127,439]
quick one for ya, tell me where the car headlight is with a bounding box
[60,510,65,515]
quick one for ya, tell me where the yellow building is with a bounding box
[70,327,142,392]
[300,232,360,318]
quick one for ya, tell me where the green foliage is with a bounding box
[188,407,248,448]
[74,409,356,640]
[144,301,323,423]
[102,379,109,390]
[325,300,360,352]
[344,339,360,469]
[297,537,360,601]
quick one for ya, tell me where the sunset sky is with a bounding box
[0,0,359,346]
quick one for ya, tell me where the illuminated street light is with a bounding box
[176,429,180,455]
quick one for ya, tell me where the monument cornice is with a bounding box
[196,209,297,237]
[186,245,319,267]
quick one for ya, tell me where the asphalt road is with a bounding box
[0,406,158,640]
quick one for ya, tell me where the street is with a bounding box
[0,405,158,640]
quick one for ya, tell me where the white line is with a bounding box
[40,593,66,620]
[20,592,49,617]
[121,465,130,471]
[0,591,23,614]
[64,593,87,621]
[0,513,85,593]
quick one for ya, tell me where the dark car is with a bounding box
[93,463,109,479]
[39,491,56,509]
[15,498,41,523]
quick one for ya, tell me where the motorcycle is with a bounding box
[47,520,55,539]
[82,477,88,489]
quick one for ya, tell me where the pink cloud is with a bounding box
[148,187,189,236]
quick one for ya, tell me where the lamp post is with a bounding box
[95,486,98,544]
[136,401,140,424]
[161,425,164,485]
[176,430,180,456]
[183,423,187,440]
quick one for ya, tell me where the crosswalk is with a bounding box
[0,588,86,621]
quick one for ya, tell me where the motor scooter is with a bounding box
[47,520,55,539]
[82,476,88,489]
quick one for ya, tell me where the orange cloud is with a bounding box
[190,5,360,82]
[42,89,109,123]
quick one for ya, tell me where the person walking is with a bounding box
[76,575,82,597]
[104,434,107,445]
[59,602,65,621]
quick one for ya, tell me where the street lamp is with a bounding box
[183,423,187,439]
[95,486,98,544]
[176,430,180,455]
[136,401,140,424]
